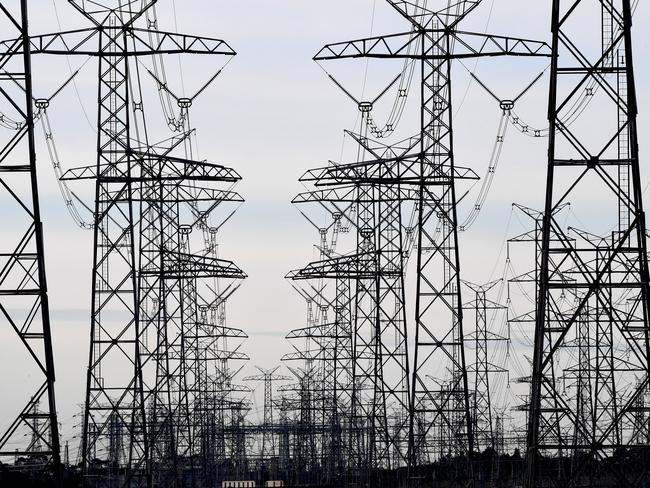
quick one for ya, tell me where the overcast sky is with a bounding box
[2,0,650,447]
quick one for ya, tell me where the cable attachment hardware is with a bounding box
[178,98,192,109]
[499,100,514,112]
[35,98,50,110]
[358,101,373,113]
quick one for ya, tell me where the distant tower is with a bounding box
[464,280,507,454]
[244,367,291,461]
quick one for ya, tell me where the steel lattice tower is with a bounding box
[313,3,549,484]
[464,280,506,454]
[141,58,248,485]
[527,0,650,486]
[21,2,238,485]
[243,366,291,462]
[284,204,355,484]
[291,137,412,484]
[0,1,61,482]
[286,183,359,484]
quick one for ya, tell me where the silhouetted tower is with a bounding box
[527,1,650,486]
[0,1,61,482]
[244,366,291,461]
[230,399,250,480]
[507,203,571,460]
[274,395,291,472]
[284,365,318,481]
[284,294,354,483]
[285,191,359,482]
[23,2,236,485]
[299,64,416,481]
[314,4,549,483]
[464,280,507,453]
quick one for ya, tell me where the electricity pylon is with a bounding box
[243,366,291,461]
[313,3,550,485]
[23,2,237,485]
[463,280,507,454]
[0,1,61,483]
[527,1,650,486]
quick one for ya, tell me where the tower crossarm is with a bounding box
[304,155,479,187]
[5,28,235,57]
[288,253,379,281]
[292,186,358,204]
[314,31,549,62]
[139,251,246,280]
[285,322,346,340]
[294,185,419,204]
[107,186,242,203]
[281,350,323,362]
[60,153,240,182]
[344,129,420,159]
[210,350,250,361]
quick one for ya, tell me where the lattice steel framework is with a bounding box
[286,179,360,484]
[464,280,506,454]
[526,1,650,486]
[313,3,549,484]
[20,2,238,486]
[290,151,411,484]
[285,266,356,484]
[0,1,61,481]
[243,366,291,461]
[170,223,246,487]
[284,206,355,484]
